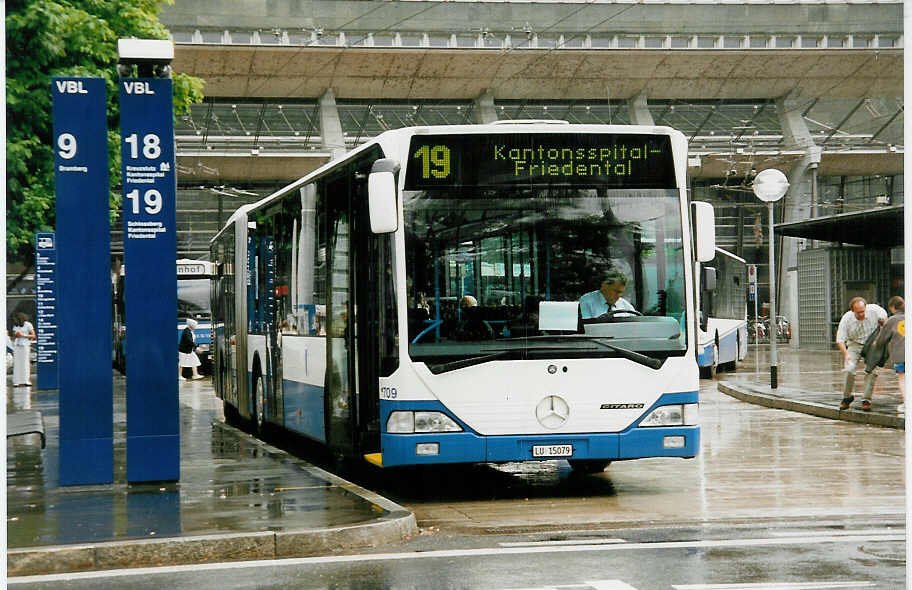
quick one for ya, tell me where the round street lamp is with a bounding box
[752,169,789,389]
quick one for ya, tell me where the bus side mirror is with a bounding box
[692,201,715,262]
[368,158,400,234]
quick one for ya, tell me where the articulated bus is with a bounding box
[697,248,748,378]
[210,122,716,471]
[113,258,214,373]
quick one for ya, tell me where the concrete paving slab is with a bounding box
[6,372,417,576]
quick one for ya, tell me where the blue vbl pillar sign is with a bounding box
[35,232,58,390]
[120,77,179,482]
[52,78,113,485]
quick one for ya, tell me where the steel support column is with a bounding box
[319,88,346,160]
[627,92,655,126]
[474,89,498,124]
[776,92,821,348]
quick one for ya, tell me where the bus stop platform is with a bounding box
[716,345,905,430]
[6,374,417,577]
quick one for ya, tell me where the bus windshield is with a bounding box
[178,278,211,321]
[403,185,687,372]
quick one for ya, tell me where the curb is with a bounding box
[717,382,905,430]
[7,515,418,577]
[8,426,419,577]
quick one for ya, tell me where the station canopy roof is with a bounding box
[775,204,903,247]
[175,97,903,155]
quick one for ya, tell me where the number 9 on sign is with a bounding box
[57,133,78,160]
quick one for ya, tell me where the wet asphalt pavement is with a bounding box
[6,343,905,581]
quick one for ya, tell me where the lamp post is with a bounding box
[752,169,789,389]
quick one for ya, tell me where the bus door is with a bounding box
[244,234,258,419]
[325,176,355,459]
[260,235,279,420]
[245,230,278,426]
[323,150,393,460]
[349,171,395,456]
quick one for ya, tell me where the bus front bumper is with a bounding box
[376,425,699,467]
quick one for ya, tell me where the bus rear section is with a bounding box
[697,247,748,377]
[210,123,713,469]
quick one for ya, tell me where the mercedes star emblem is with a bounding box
[535,395,570,429]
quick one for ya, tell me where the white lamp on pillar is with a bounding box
[752,169,789,389]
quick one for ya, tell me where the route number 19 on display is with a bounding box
[413,144,451,179]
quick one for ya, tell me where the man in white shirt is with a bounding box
[836,297,887,411]
[579,272,637,320]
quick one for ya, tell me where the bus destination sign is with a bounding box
[405,133,676,189]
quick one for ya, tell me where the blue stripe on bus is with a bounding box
[379,392,699,467]
[282,379,326,442]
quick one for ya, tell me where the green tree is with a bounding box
[6,0,204,270]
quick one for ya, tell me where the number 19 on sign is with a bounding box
[126,189,163,214]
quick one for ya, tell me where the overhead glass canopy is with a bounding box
[175,97,902,155]
[176,100,322,152]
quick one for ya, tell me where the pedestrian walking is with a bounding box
[836,297,887,411]
[11,312,36,387]
[179,318,205,380]
[874,296,904,414]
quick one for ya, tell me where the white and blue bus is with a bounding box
[177,259,214,374]
[113,258,214,374]
[696,248,748,378]
[210,122,716,470]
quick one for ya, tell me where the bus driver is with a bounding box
[579,272,637,319]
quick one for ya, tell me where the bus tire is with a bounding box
[730,332,742,371]
[569,459,611,473]
[253,363,266,435]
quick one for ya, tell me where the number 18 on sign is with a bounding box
[119,77,179,483]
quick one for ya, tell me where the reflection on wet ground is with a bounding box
[6,374,381,548]
[9,345,903,547]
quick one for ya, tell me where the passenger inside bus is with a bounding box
[451,295,494,341]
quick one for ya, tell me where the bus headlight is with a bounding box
[386,411,462,433]
[639,403,699,427]
[414,411,461,433]
[387,411,414,433]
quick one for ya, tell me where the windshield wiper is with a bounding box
[497,334,664,368]
[590,340,664,370]
[427,350,513,373]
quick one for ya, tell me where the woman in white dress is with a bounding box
[178,318,204,380]
[11,312,36,386]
